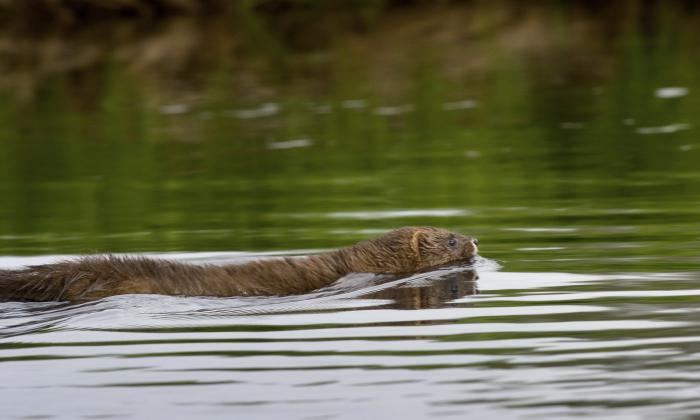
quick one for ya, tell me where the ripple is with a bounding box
[502,227,578,233]
[2,252,700,419]
[655,87,689,98]
[636,123,691,134]
[267,139,314,150]
[223,102,280,119]
[324,209,471,219]
[474,289,700,303]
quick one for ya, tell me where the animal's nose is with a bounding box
[472,238,479,246]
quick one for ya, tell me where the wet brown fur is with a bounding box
[0,227,478,302]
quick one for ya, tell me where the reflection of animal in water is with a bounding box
[367,269,479,310]
[0,227,479,302]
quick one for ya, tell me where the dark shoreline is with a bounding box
[5,0,696,102]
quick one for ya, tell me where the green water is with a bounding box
[2,3,700,419]
[1,4,699,272]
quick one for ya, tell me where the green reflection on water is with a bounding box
[1,3,699,276]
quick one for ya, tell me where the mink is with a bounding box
[0,226,478,302]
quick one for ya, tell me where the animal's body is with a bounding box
[0,227,478,301]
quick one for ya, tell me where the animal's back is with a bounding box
[0,256,208,301]
[0,265,69,301]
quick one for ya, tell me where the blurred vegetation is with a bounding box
[0,0,699,274]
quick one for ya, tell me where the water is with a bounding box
[2,2,700,419]
[2,256,699,419]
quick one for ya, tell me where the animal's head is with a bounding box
[347,226,479,274]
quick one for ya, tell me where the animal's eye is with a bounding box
[447,237,457,247]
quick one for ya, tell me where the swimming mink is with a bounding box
[0,226,479,302]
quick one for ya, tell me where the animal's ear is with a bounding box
[410,230,426,258]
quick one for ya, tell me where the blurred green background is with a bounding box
[0,0,699,273]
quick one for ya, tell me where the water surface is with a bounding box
[2,2,700,418]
